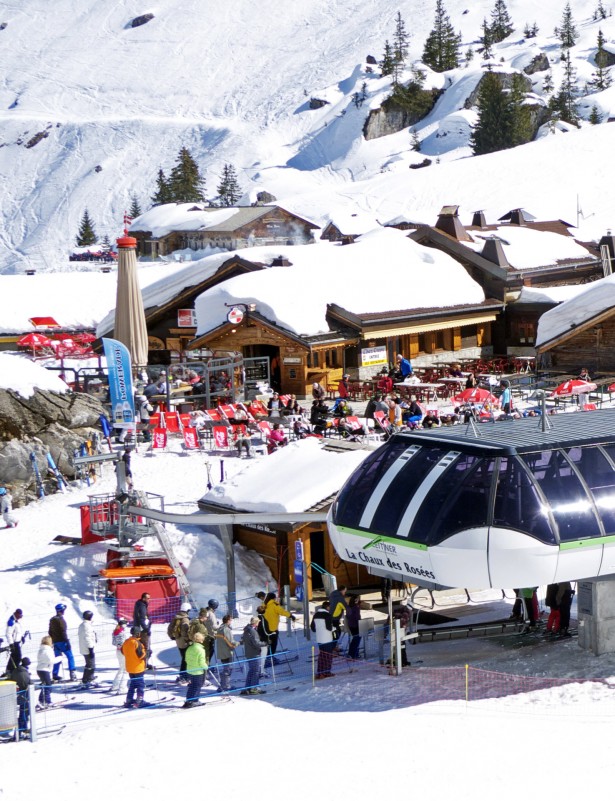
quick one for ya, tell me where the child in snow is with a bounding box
[0,486,17,528]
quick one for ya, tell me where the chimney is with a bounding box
[270,255,292,266]
[599,230,615,260]
[500,208,528,226]
[481,236,510,267]
[434,205,473,242]
[471,210,487,228]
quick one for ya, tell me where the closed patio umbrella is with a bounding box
[113,235,148,371]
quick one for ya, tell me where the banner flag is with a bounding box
[102,338,135,428]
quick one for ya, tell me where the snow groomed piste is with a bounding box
[328,408,615,590]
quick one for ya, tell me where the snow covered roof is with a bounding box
[322,210,381,237]
[200,437,369,513]
[517,284,589,305]
[536,274,615,349]
[464,226,595,271]
[129,203,317,239]
[194,228,486,338]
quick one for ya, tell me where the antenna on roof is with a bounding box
[576,195,595,227]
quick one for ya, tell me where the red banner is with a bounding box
[212,426,229,449]
[152,428,168,449]
[183,426,199,450]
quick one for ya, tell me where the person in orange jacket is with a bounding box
[120,626,147,708]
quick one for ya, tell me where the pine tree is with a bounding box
[471,70,515,155]
[151,168,173,206]
[480,18,494,59]
[380,40,395,76]
[392,11,410,69]
[555,2,578,49]
[217,163,241,207]
[593,1,608,20]
[76,209,97,247]
[509,73,533,145]
[129,193,142,219]
[490,0,514,43]
[589,104,603,124]
[465,47,474,65]
[549,50,579,125]
[542,71,554,94]
[422,0,461,72]
[168,147,206,203]
[590,28,614,90]
[523,22,538,39]
[410,127,421,151]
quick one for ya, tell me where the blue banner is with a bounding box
[102,338,135,427]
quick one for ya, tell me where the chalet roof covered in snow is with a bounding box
[194,227,486,338]
[535,274,615,349]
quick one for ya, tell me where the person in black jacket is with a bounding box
[10,657,32,737]
[49,603,77,681]
[133,592,153,668]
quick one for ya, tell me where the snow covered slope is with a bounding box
[1,0,615,273]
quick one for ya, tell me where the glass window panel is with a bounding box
[493,457,556,544]
[520,450,601,542]
[411,455,492,545]
[370,448,453,536]
[334,439,415,529]
[566,446,615,534]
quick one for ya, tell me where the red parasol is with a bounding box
[453,387,499,405]
[17,332,52,355]
[550,379,597,397]
[73,332,97,344]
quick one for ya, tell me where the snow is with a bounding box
[194,228,486,338]
[129,203,238,238]
[0,352,69,396]
[536,272,615,347]
[464,225,595,270]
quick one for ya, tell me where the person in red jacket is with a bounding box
[337,375,350,399]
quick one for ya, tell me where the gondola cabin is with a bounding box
[328,410,615,589]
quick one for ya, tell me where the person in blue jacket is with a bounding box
[396,354,413,380]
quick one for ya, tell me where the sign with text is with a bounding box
[177,309,197,328]
[361,345,387,367]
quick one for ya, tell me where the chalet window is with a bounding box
[460,325,477,349]
[511,318,536,344]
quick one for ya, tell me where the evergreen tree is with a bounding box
[590,29,614,90]
[129,193,142,219]
[555,2,578,49]
[523,22,539,38]
[380,40,395,76]
[542,71,554,94]
[392,11,410,69]
[151,168,173,206]
[549,50,579,125]
[465,47,474,65]
[422,0,461,72]
[216,163,241,207]
[168,147,206,203]
[593,1,608,20]
[76,209,97,247]
[589,104,603,124]
[102,234,110,247]
[410,127,421,151]
[471,70,515,154]
[509,73,533,145]
[490,0,514,43]
[480,18,494,58]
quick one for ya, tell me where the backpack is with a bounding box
[112,626,126,647]
[167,616,183,641]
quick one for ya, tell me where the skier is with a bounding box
[0,486,17,528]
[133,592,153,668]
[77,610,98,687]
[49,603,77,681]
[36,635,56,708]
[121,626,147,708]
[240,617,267,695]
[110,617,130,695]
[10,657,32,739]
[167,604,191,685]
[5,608,25,673]
[183,632,207,708]
[204,599,219,664]
[215,614,237,692]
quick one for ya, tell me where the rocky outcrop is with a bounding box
[363,86,441,140]
[0,389,107,505]
[463,71,532,109]
[309,97,329,110]
[523,53,550,74]
[130,13,154,28]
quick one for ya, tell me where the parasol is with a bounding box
[550,379,597,397]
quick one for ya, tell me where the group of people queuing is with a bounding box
[510,584,575,636]
[310,585,363,680]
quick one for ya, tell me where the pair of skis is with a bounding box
[29,451,68,497]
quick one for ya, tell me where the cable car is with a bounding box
[328,410,615,589]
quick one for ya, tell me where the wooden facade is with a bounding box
[537,314,615,375]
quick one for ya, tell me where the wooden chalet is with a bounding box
[410,205,604,354]
[132,204,319,259]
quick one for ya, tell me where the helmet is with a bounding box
[208,599,219,610]
[130,626,141,636]
[55,603,67,613]
[0,487,6,496]
[117,617,128,625]
[82,610,93,620]
[180,602,192,612]
[21,657,31,667]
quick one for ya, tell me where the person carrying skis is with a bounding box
[5,608,25,673]
[121,626,147,708]
[0,486,17,528]
[77,610,98,687]
[49,603,77,681]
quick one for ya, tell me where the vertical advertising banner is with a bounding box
[102,338,135,427]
